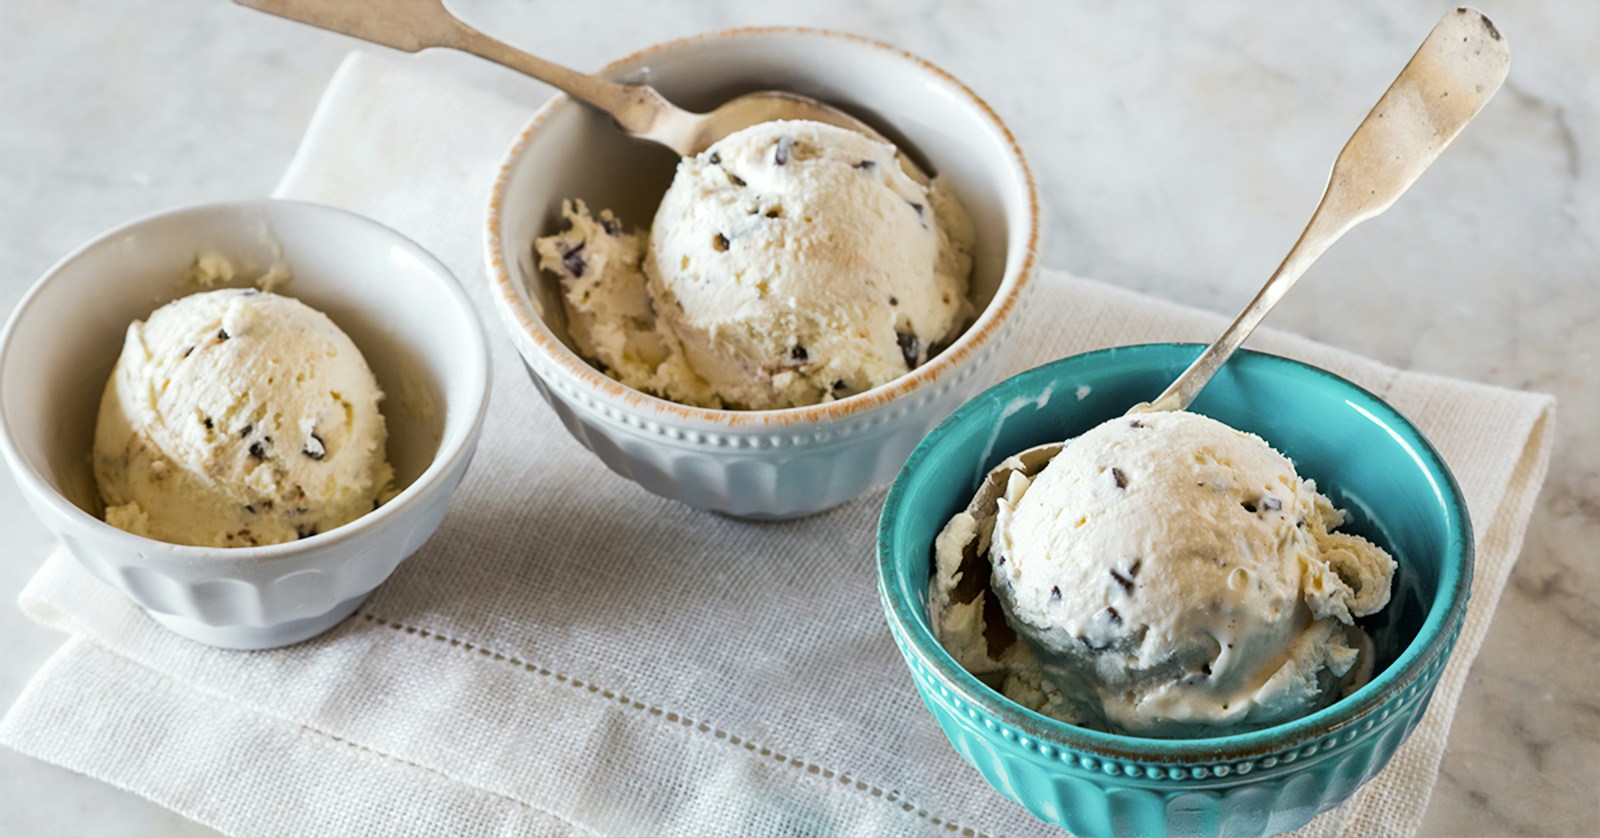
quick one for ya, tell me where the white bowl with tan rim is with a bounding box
[487,28,1037,519]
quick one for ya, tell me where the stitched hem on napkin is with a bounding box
[5,635,591,837]
[4,555,1002,837]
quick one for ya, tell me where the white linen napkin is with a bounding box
[1,53,1555,838]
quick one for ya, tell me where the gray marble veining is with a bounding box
[1,1,1594,835]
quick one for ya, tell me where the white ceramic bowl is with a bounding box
[487,28,1038,519]
[0,199,491,649]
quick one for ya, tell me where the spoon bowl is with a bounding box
[663,89,934,182]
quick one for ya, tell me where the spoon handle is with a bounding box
[1143,7,1510,413]
[233,0,689,144]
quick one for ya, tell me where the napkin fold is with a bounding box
[2,53,1554,837]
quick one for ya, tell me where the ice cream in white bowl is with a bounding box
[0,200,491,649]
[487,28,1038,519]
[93,288,397,548]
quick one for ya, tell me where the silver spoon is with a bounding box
[965,7,1509,524]
[233,0,932,183]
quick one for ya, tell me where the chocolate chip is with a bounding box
[727,171,746,187]
[216,329,230,341]
[831,379,849,396]
[889,295,898,306]
[303,432,326,461]
[1110,569,1135,595]
[1051,586,1062,600]
[239,424,253,438]
[1129,558,1142,577]
[773,136,794,165]
[248,440,266,460]
[296,525,318,540]
[708,151,721,165]
[1112,467,1127,489]
[244,504,256,515]
[1262,496,1282,512]
[1241,500,1258,513]
[181,346,194,359]
[1104,606,1122,624]
[600,217,621,235]
[560,242,586,277]
[764,206,781,219]
[996,554,1006,566]
[712,233,730,252]
[1296,518,1306,529]
[1129,419,1147,429]
[1201,662,1213,677]
[202,416,213,430]
[853,159,876,170]
[896,331,921,368]
[1480,13,1501,40]
[789,345,809,363]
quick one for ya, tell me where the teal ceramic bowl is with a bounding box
[877,344,1473,837]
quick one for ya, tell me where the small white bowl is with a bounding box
[486,28,1039,519]
[0,199,491,649]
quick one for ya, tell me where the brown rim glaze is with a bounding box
[486,27,1039,429]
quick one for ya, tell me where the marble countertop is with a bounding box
[1,1,1593,835]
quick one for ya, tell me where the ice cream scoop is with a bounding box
[647,120,973,409]
[93,288,394,547]
[536,120,974,410]
[931,411,1395,736]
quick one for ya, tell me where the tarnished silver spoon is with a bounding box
[234,0,932,183]
[966,7,1509,526]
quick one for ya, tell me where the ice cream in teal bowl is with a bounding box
[877,344,1472,837]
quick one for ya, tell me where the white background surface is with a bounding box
[1,1,1594,835]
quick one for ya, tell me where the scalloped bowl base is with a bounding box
[145,590,371,650]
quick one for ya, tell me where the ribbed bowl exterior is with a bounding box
[888,612,1460,837]
[506,300,1025,520]
[15,425,480,648]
